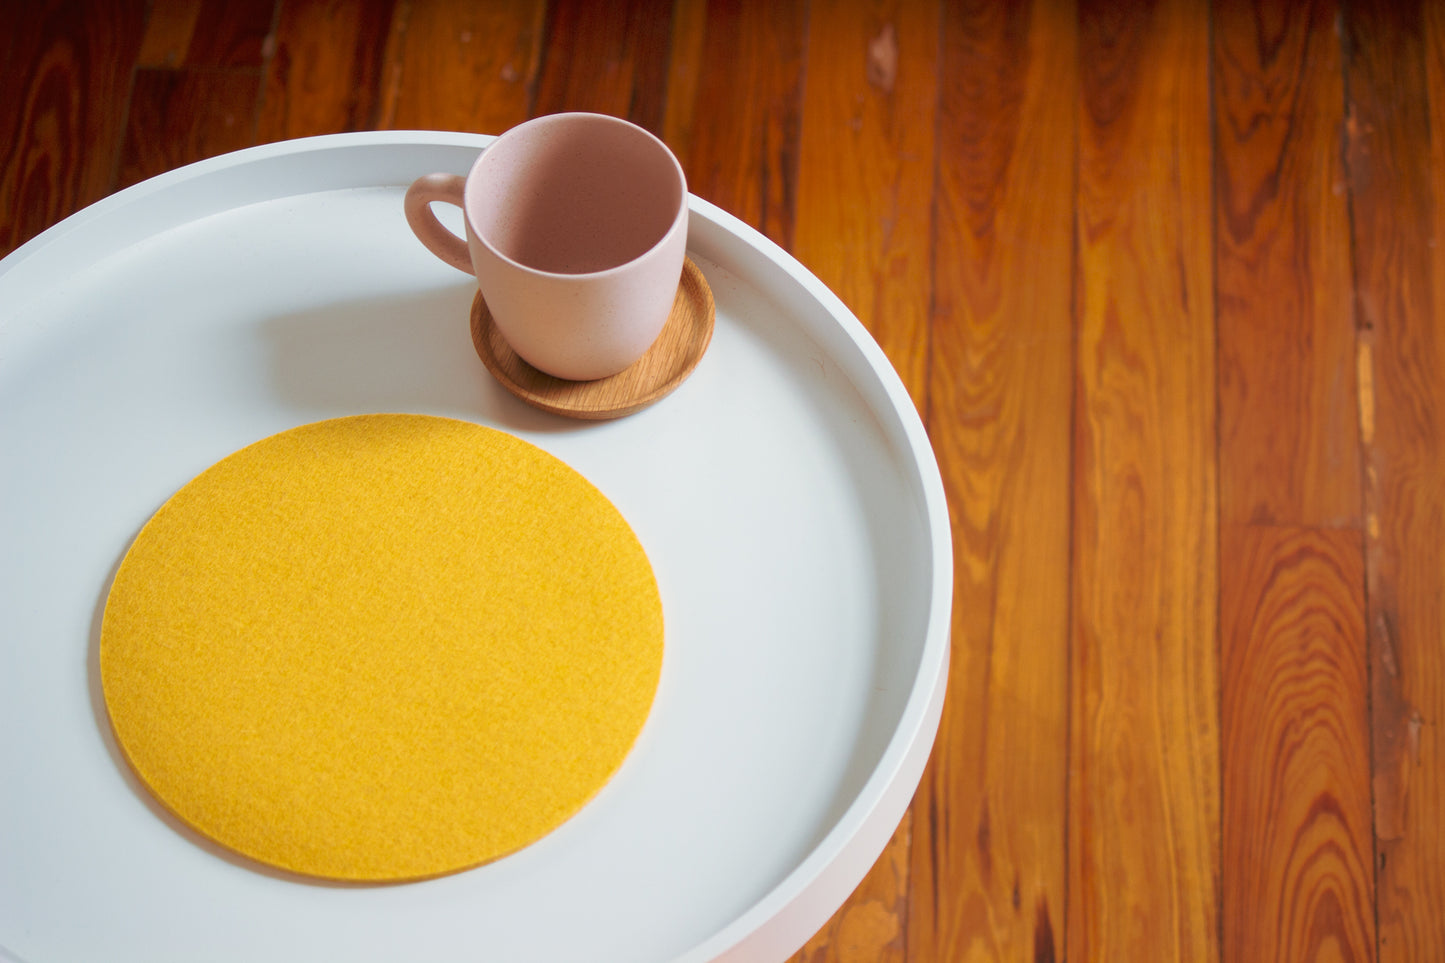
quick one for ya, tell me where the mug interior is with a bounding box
[469,116,685,275]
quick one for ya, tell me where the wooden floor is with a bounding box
[4,1,1443,960]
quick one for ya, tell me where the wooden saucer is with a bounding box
[470,258,715,420]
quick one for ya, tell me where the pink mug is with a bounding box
[405,113,689,381]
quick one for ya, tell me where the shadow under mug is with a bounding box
[405,112,689,382]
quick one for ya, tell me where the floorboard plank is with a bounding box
[787,3,939,958]
[1344,1,1445,958]
[792,0,936,410]
[1214,0,1359,528]
[1220,525,1375,961]
[257,0,396,141]
[661,0,707,171]
[909,1,1075,959]
[1070,0,1220,958]
[115,0,276,190]
[380,0,546,135]
[672,0,807,249]
[0,0,146,255]
[136,0,203,68]
[115,67,263,189]
[1213,2,1376,959]
[530,0,673,133]
[181,0,276,68]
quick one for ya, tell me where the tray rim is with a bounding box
[0,130,953,963]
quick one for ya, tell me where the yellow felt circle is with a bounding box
[100,414,663,882]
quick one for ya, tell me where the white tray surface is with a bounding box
[0,134,948,963]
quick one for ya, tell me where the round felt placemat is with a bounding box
[99,414,663,882]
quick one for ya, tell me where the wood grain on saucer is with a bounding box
[471,257,714,420]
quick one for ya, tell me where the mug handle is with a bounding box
[404,173,473,274]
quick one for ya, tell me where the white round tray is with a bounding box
[0,132,951,963]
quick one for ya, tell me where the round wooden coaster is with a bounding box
[471,258,715,420]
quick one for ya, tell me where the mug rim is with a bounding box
[462,112,689,281]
